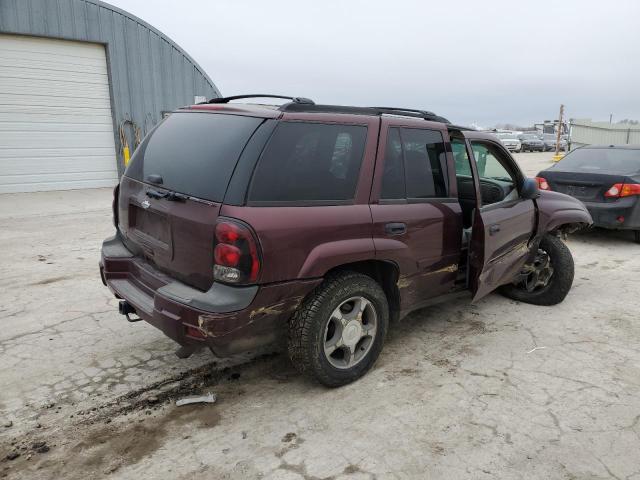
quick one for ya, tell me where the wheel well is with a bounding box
[325,260,400,321]
[552,222,590,236]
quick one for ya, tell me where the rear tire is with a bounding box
[634,231,640,244]
[288,271,389,387]
[499,234,574,306]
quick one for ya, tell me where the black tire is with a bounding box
[634,230,640,244]
[288,271,389,387]
[499,234,574,306]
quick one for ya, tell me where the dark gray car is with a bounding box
[519,133,545,152]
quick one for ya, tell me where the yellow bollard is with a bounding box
[123,145,131,166]
[552,152,564,162]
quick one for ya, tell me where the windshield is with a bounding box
[554,148,640,175]
[125,112,263,202]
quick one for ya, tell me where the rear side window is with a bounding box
[249,122,367,203]
[380,127,448,200]
[125,113,262,202]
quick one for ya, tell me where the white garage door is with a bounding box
[0,34,118,193]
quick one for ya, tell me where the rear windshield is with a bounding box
[125,112,262,202]
[555,148,640,175]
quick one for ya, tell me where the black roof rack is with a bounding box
[207,94,315,105]
[280,103,450,124]
[372,106,437,117]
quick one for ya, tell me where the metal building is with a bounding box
[569,119,640,150]
[0,0,220,193]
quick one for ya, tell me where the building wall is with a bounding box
[569,119,640,149]
[0,0,220,174]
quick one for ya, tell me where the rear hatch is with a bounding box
[118,111,265,291]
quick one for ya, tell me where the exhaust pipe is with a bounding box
[118,300,141,322]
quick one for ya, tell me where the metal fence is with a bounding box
[569,119,640,149]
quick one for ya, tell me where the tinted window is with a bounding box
[402,128,448,198]
[470,142,515,183]
[452,138,472,176]
[380,128,405,199]
[553,148,640,175]
[125,113,262,202]
[249,122,367,203]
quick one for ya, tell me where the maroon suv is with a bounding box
[100,95,592,386]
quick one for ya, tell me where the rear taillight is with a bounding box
[535,177,550,190]
[213,218,261,284]
[112,184,120,228]
[605,183,640,198]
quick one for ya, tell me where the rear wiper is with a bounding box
[146,189,188,202]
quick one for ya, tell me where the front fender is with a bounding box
[536,190,593,234]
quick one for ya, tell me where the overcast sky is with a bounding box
[106,0,640,127]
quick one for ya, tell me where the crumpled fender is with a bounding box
[535,190,593,234]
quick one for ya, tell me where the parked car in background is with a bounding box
[519,133,545,152]
[100,95,592,387]
[543,134,567,152]
[536,145,640,243]
[495,132,522,152]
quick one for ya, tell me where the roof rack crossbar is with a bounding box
[207,94,315,105]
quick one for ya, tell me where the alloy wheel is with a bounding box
[323,296,378,369]
[519,248,554,292]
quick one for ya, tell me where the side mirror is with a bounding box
[521,178,540,199]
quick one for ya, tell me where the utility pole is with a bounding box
[553,104,564,161]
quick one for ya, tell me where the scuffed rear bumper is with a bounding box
[100,234,320,356]
[581,197,640,230]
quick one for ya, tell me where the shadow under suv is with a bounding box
[100,95,592,386]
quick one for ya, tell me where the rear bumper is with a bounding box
[581,197,640,230]
[100,234,320,356]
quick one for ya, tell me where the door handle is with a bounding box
[385,222,407,235]
[489,224,501,235]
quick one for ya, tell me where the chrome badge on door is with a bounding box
[141,200,150,209]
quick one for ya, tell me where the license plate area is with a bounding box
[130,205,171,248]
[556,184,600,200]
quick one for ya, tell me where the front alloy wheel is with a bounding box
[499,234,574,306]
[519,248,554,292]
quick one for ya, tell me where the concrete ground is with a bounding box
[1,152,639,479]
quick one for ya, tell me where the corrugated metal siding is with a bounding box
[0,0,220,175]
[569,119,640,149]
